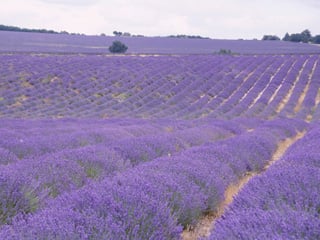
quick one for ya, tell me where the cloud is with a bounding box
[0,0,319,39]
[36,0,99,6]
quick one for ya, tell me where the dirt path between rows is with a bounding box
[294,60,318,115]
[276,60,307,114]
[181,131,305,240]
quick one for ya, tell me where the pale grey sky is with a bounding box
[1,0,319,39]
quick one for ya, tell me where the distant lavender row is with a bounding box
[1,54,319,120]
[0,118,307,239]
[0,118,239,163]
[209,126,320,239]
[0,118,167,161]
[1,31,320,54]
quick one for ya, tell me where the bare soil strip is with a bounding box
[182,131,305,240]
[307,89,320,122]
[316,89,320,107]
[217,71,254,108]
[276,60,308,114]
[247,62,285,110]
[294,60,318,114]
[267,60,296,105]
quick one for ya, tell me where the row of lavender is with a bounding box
[1,54,320,120]
[0,118,243,163]
[1,31,320,54]
[0,118,241,226]
[0,118,307,239]
[209,124,320,239]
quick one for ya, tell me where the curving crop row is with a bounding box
[209,124,320,239]
[0,118,307,239]
[0,118,241,226]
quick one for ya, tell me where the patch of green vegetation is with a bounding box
[24,190,39,213]
[114,82,122,88]
[164,126,174,133]
[112,92,131,102]
[48,186,59,198]
[140,153,149,162]
[78,138,89,147]
[165,92,174,100]
[21,80,33,88]
[41,74,60,84]
[218,49,232,55]
[86,167,101,179]
[18,71,31,81]
[41,76,52,84]
[94,93,104,98]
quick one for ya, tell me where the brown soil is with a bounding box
[276,60,308,114]
[306,114,313,122]
[268,60,297,105]
[306,86,320,122]
[248,62,285,110]
[294,60,318,114]
[218,71,254,108]
[315,89,320,108]
[181,131,305,240]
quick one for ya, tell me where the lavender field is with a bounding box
[0,32,319,240]
[1,30,320,54]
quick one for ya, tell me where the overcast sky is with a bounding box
[1,0,319,39]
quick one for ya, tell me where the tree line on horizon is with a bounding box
[0,24,59,34]
[1,24,319,44]
[262,29,320,44]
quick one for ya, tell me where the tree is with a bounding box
[108,41,128,53]
[262,35,280,40]
[301,29,312,43]
[282,29,313,43]
[290,33,303,42]
[282,33,290,41]
[122,32,131,37]
[312,35,320,44]
[217,49,232,55]
[113,31,122,36]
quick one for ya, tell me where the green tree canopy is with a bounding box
[282,29,313,43]
[262,35,280,41]
[108,41,128,53]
